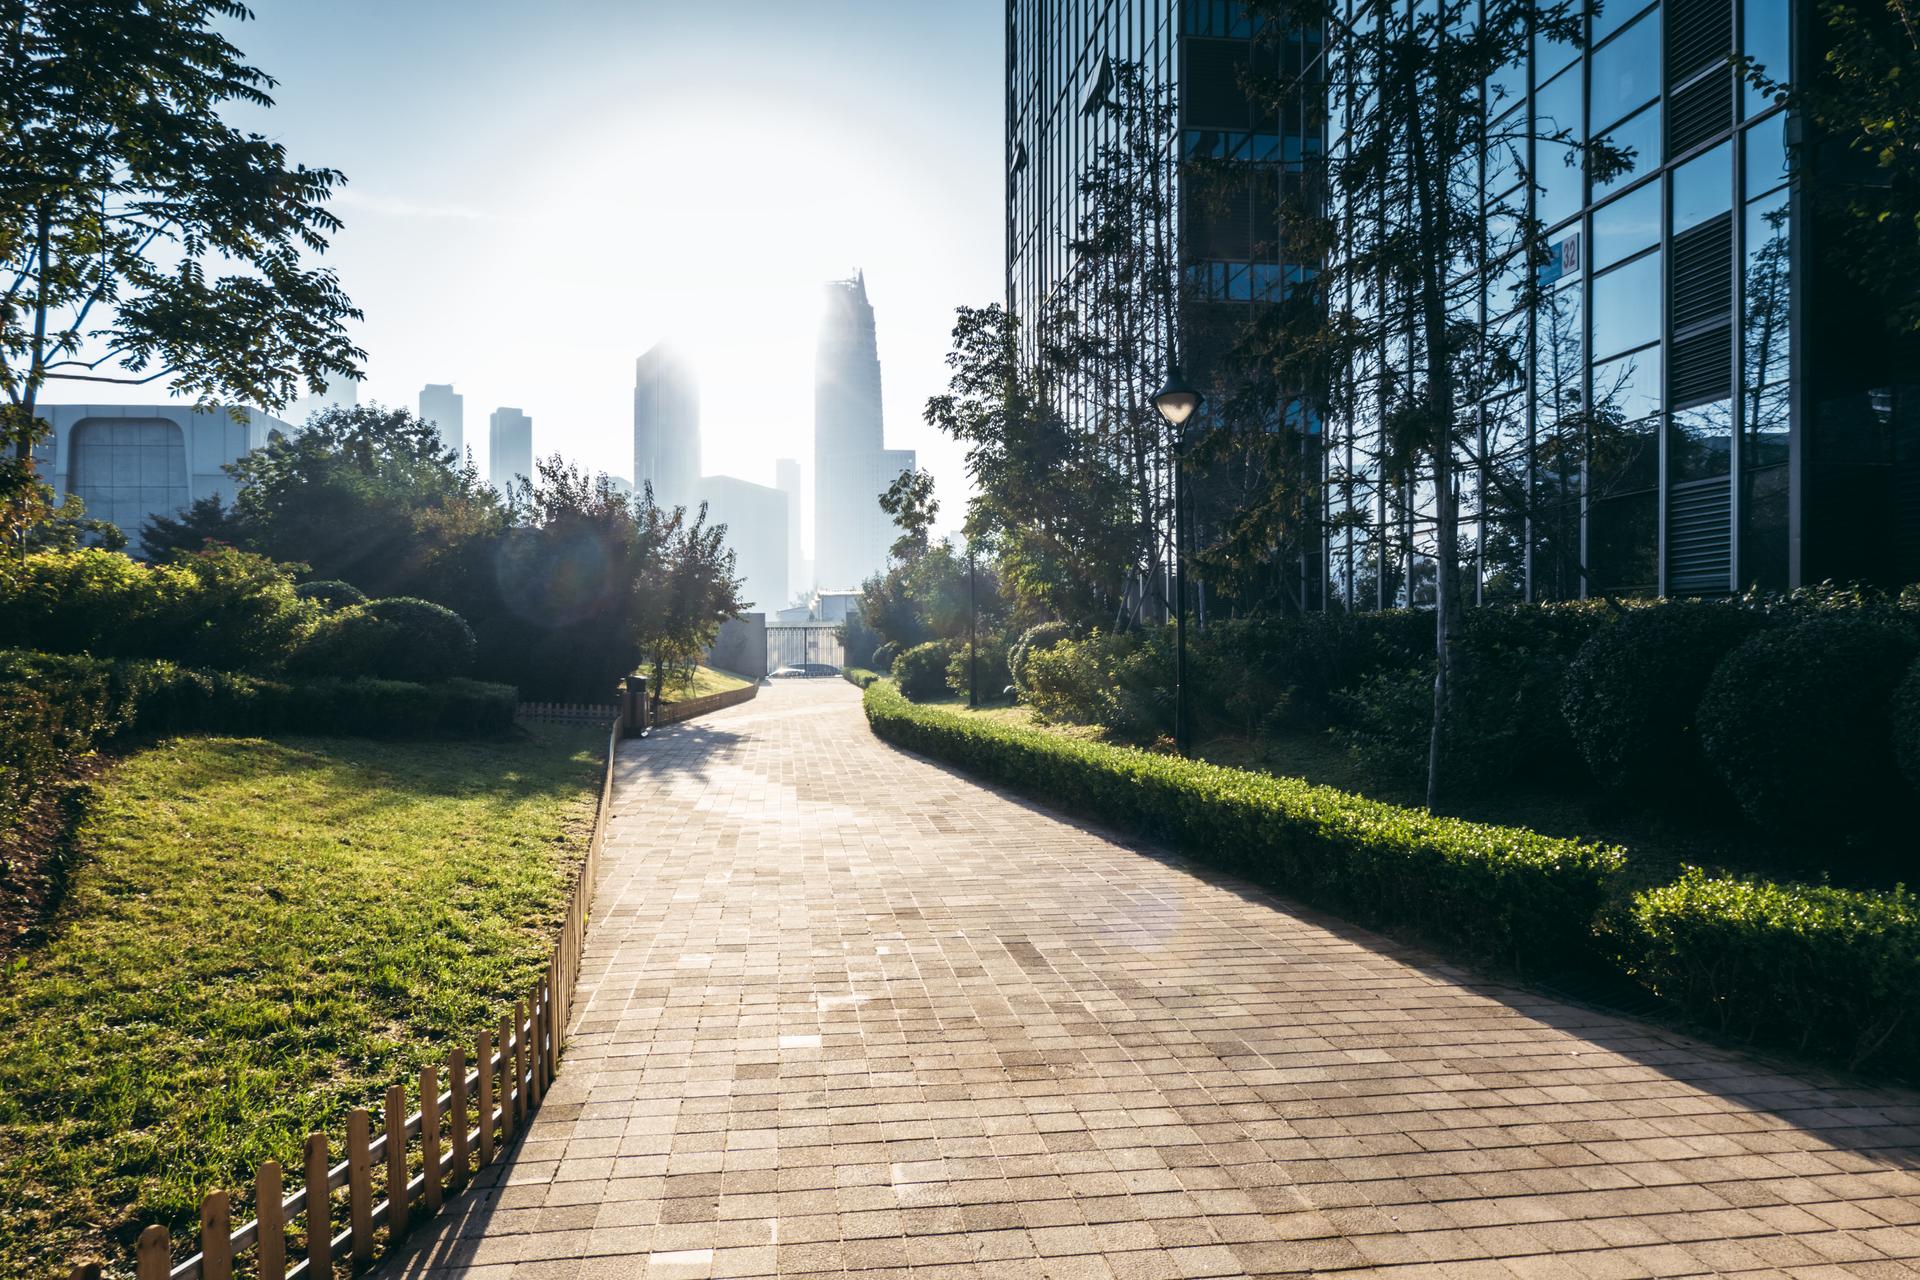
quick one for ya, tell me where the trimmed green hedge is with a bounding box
[863,681,1623,970]
[1620,869,1920,1069]
[891,640,956,702]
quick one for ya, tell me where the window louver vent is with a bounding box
[1671,325,1733,406]
[1669,476,1733,594]
[1669,67,1733,155]
[1672,213,1733,332]
[1667,0,1732,85]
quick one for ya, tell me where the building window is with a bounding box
[68,418,189,544]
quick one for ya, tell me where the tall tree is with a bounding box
[1,0,362,456]
[878,467,939,564]
[1241,0,1627,805]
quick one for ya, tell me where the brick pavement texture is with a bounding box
[396,680,1920,1279]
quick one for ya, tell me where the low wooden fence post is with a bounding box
[450,1044,470,1190]
[477,1029,495,1167]
[385,1084,407,1246]
[304,1132,330,1277]
[257,1161,285,1280]
[199,1192,231,1280]
[135,1227,169,1280]
[348,1108,373,1263]
[498,1014,516,1143]
[420,1064,442,1213]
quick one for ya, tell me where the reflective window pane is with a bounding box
[1592,251,1662,358]
[1743,0,1790,114]
[1534,67,1585,229]
[1743,190,1791,389]
[1670,395,1734,482]
[1743,112,1789,197]
[1591,10,1661,133]
[1591,177,1662,268]
[1593,101,1661,197]
[1593,344,1663,423]
[1672,139,1733,232]
[1591,490,1659,593]
[1594,0,1656,47]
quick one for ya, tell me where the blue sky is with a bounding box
[67,1,1003,545]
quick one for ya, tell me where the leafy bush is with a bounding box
[1698,615,1919,830]
[0,547,316,672]
[1007,621,1072,698]
[296,597,478,683]
[1619,869,1920,1069]
[946,639,1013,701]
[294,579,368,610]
[1195,610,1432,734]
[842,667,881,690]
[284,677,516,738]
[1563,601,1766,795]
[891,641,956,702]
[863,681,1624,969]
[870,641,901,672]
[1024,629,1175,742]
[1896,658,1920,792]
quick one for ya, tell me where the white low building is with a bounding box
[31,403,291,552]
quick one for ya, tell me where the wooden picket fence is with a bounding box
[515,700,618,725]
[70,718,621,1280]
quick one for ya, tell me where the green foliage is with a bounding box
[295,597,477,684]
[1,2,362,421]
[1024,629,1176,743]
[0,547,317,672]
[842,667,881,690]
[0,726,601,1275]
[863,682,1624,970]
[1006,620,1072,698]
[870,640,901,672]
[1895,658,1920,792]
[140,494,249,563]
[1697,615,1919,831]
[891,641,957,702]
[1619,868,1920,1069]
[1562,601,1767,794]
[945,639,1013,701]
[293,579,369,610]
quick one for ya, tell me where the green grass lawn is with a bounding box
[0,724,605,1280]
[658,663,755,702]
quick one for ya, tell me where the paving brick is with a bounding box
[398,681,1920,1277]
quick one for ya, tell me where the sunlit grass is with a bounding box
[659,664,755,701]
[0,725,604,1279]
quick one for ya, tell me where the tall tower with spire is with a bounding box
[814,271,913,590]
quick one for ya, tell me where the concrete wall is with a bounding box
[707,612,768,680]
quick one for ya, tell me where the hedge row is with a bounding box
[864,681,1623,971]
[864,681,1920,1073]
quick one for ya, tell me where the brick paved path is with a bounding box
[400,680,1920,1279]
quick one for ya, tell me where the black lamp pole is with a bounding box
[967,540,978,708]
[1153,364,1203,757]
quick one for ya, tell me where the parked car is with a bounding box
[769,662,841,679]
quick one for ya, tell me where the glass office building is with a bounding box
[1011,0,1919,612]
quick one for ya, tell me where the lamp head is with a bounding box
[1153,366,1203,428]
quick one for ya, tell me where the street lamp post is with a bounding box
[967,539,978,708]
[1153,365,1203,756]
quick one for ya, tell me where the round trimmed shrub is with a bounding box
[294,579,369,610]
[1895,658,1920,793]
[891,641,954,702]
[870,641,901,672]
[1007,621,1072,698]
[1562,601,1766,794]
[1697,615,1919,831]
[946,639,1014,701]
[297,596,477,684]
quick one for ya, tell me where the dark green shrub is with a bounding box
[1024,629,1175,742]
[945,640,1013,701]
[294,579,369,610]
[284,677,515,738]
[1007,621,1072,698]
[1895,658,1920,792]
[870,641,900,672]
[1195,611,1432,735]
[1698,615,1918,830]
[891,641,956,702]
[1620,868,1920,1069]
[297,597,478,684]
[863,682,1624,970]
[1563,601,1766,795]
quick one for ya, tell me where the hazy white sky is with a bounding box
[49,0,1003,549]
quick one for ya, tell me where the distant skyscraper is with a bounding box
[489,407,532,492]
[775,457,805,600]
[633,343,700,511]
[419,383,464,458]
[814,271,913,588]
[701,475,789,613]
[289,373,357,425]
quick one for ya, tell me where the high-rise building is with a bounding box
[418,383,464,459]
[289,373,357,425]
[1008,0,1919,608]
[634,343,701,512]
[814,272,914,589]
[701,475,789,613]
[489,407,532,492]
[775,457,805,601]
